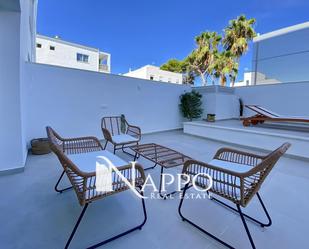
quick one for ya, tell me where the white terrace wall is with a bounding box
[0,0,37,173]
[0,8,24,172]
[194,83,309,120]
[24,63,190,142]
[194,86,240,120]
[235,82,309,117]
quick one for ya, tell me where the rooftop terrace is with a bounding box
[1,2,309,249]
[1,130,308,249]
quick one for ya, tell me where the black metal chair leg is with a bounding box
[256,192,272,227]
[144,163,157,171]
[103,140,108,150]
[159,166,165,198]
[133,152,155,170]
[210,192,272,227]
[133,151,138,161]
[237,205,256,249]
[159,166,185,199]
[65,203,89,249]
[178,183,190,221]
[121,143,139,158]
[178,184,234,249]
[55,170,73,193]
[65,192,147,249]
[113,143,137,158]
[88,191,147,249]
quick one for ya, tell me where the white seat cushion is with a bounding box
[209,159,252,173]
[206,160,253,198]
[67,150,128,173]
[67,150,129,199]
[112,134,139,144]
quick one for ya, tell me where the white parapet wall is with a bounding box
[235,82,309,117]
[194,82,309,121]
[23,62,190,143]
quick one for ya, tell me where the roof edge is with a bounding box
[36,34,109,54]
[254,22,309,42]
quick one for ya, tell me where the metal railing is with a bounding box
[99,64,109,72]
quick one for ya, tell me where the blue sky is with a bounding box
[37,0,309,85]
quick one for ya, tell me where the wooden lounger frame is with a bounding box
[241,105,309,126]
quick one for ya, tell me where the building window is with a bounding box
[50,46,55,51]
[77,53,89,63]
[150,75,154,80]
[36,43,42,48]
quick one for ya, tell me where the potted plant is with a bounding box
[179,90,203,121]
[206,113,216,122]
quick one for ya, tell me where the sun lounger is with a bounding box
[241,105,309,126]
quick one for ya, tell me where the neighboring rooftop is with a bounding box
[36,34,108,54]
[36,34,111,73]
[124,65,183,84]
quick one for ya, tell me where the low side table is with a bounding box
[130,143,191,199]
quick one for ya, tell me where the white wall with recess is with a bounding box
[195,86,240,120]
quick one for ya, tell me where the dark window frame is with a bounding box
[76,53,89,63]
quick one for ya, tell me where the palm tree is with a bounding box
[186,31,221,86]
[223,15,256,86]
[213,51,238,86]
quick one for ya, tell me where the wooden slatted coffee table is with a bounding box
[130,143,192,199]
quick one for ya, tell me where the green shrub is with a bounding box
[179,90,203,121]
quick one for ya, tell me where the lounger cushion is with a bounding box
[67,150,128,173]
[112,134,139,144]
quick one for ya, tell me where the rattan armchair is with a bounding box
[101,116,141,156]
[46,126,104,193]
[46,126,147,249]
[178,143,291,249]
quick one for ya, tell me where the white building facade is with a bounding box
[234,22,309,87]
[124,65,183,84]
[234,72,280,87]
[36,35,111,73]
[234,72,254,87]
[251,22,309,85]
